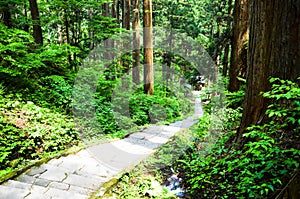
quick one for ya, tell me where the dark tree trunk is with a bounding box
[143,0,154,95]
[29,0,43,45]
[2,4,12,28]
[222,0,233,77]
[228,0,249,92]
[132,0,140,85]
[222,44,230,77]
[237,0,300,142]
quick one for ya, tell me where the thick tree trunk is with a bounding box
[132,0,140,85]
[143,0,154,95]
[29,0,43,45]
[237,0,300,142]
[228,0,249,92]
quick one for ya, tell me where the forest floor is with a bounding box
[0,92,203,199]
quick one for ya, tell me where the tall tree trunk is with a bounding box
[24,4,29,32]
[222,44,230,77]
[2,3,12,28]
[125,0,130,30]
[237,0,300,142]
[116,0,120,25]
[29,0,43,45]
[124,0,131,72]
[222,0,233,77]
[228,0,249,92]
[143,0,154,95]
[132,0,140,85]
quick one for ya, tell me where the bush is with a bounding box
[0,91,79,176]
[178,77,300,198]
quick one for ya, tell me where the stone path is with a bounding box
[0,93,203,199]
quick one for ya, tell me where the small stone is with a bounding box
[4,180,31,190]
[63,173,100,190]
[49,182,70,190]
[0,186,30,199]
[34,178,50,187]
[16,174,36,184]
[39,164,70,182]
[69,185,93,195]
[27,167,47,176]
[45,188,88,199]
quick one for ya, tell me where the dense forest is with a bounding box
[0,0,299,198]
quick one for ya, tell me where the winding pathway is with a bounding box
[0,92,203,199]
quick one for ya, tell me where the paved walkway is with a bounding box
[0,93,203,199]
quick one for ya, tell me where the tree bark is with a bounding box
[143,0,154,95]
[29,0,43,45]
[132,0,140,85]
[228,0,249,92]
[237,0,300,142]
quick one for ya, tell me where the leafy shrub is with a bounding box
[129,85,188,125]
[0,24,44,78]
[39,75,73,112]
[178,77,300,198]
[0,91,79,176]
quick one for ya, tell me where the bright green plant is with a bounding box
[178,77,300,198]
[0,91,79,178]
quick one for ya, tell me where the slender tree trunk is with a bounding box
[222,44,230,77]
[116,0,120,25]
[58,24,63,45]
[143,0,154,95]
[88,9,94,50]
[24,4,29,32]
[125,0,130,31]
[122,0,126,29]
[29,0,43,45]
[132,0,140,85]
[237,0,300,142]
[222,0,233,77]
[123,0,131,72]
[228,0,249,92]
[2,4,12,28]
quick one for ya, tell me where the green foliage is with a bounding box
[178,77,300,198]
[0,24,44,77]
[39,75,73,111]
[0,90,79,176]
[129,85,188,126]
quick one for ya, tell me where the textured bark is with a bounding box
[228,0,249,92]
[132,0,140,85]
[143,0,154,95]
[29,0,43,45]
[237,0,300,141]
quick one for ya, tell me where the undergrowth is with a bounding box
[0,90,79,178]
[178,77,300,198]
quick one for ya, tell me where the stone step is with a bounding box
[0,185,30,199]
[2,179,93,199]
